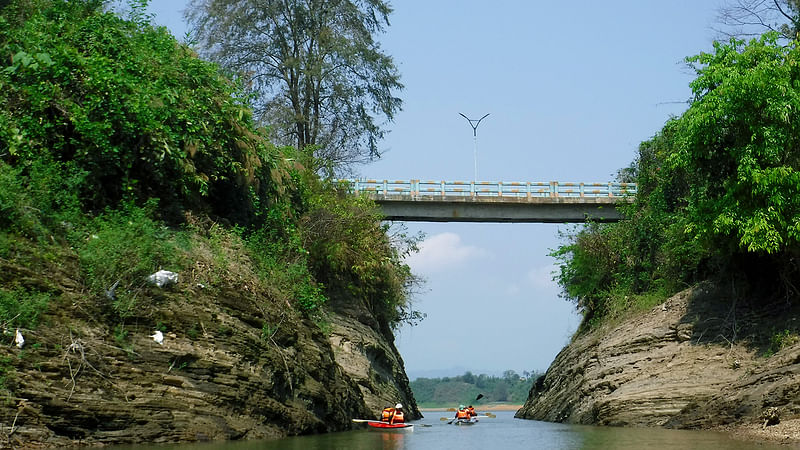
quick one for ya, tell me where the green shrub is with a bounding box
[75,200,184,318]
[245,225,327,313]
[1,0,289,227]
[0,287,51,328]
[0,159,85,242]
[0,356,13,391]
[764,329,799,357]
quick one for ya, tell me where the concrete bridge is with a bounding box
[338,179,636,223]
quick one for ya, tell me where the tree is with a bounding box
[502,370,519,382]
[549,34,800,328]
[679,34,800,258]
[186,0,403,174]
[717,0,800,41]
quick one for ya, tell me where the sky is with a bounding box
[137,0,723,379]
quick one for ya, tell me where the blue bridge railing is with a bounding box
[337,179,637,199]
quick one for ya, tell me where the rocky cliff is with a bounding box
[516,283,800,440]
[0,240,418,448]
[326,294,418,418]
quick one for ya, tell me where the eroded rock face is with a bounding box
[0,264,417,448]
[328,313,418,419]
[516,284,800,430]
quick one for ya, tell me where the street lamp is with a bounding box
[459,113,490,181]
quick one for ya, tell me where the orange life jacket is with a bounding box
[381,408,394,422]
[391,410,404,424]
[467,407,477,417]
[456,409,470,419]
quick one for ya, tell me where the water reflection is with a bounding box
[107,411,786,450]
[379,429,406,449]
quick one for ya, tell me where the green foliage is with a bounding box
[298,179,423,329]
[552,34,800,330]
[0,287,51,328]
[1,0,289,225]
[245,223,328,314]
[186,323,199,340]
[0,158,85,243]
[0,355,13,391]
[0,0,418,344]
[410,371,540,407]
[260,322,275,342]
[678,34,800,255]
[244,174,423,328]
[764,329,799,357]
[113,323,129,345]
[74,200,184,318]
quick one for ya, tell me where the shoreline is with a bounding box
[422,405,798,445]
[420,404,522,412]
[715,418,800,445]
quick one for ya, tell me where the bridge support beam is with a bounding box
[375,197,623,223]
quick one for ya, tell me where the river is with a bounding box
[107,411,786,449]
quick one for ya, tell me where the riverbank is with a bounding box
[718,418,800,445]
[516,282,800,446]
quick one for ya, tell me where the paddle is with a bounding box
[441,416,460,424]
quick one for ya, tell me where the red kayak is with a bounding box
[368,421,413,430]
[352,419,413,430]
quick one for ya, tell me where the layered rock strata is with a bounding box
[0,253,418,448]
[516,284,800,434]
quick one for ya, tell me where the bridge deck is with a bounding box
[339,179,636,223]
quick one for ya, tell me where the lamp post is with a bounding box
[459,113,490,182]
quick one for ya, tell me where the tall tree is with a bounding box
[186,0,403,174]
[717,0,800,41]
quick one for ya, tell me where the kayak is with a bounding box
[367,421,413,430]
[453,418,478,426]
[352,419,413,430]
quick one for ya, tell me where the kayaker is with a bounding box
[455,404,470,420]
[467,405,477,417]
[390,403,405,424]
[380,405,395,422]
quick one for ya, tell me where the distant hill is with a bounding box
[406,367,509,380]
[410,370,542,407]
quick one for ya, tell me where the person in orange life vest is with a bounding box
[455,404,470,420]
[390,403,405,424]
[380,405,395,422]
[467,405,477,417]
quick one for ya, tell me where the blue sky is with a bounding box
[138,1,721,379]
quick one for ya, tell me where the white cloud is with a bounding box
[505,283,521,296]
[404,232,486,273]
[527,264,559,289]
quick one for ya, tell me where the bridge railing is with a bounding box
[337,179,637,199]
